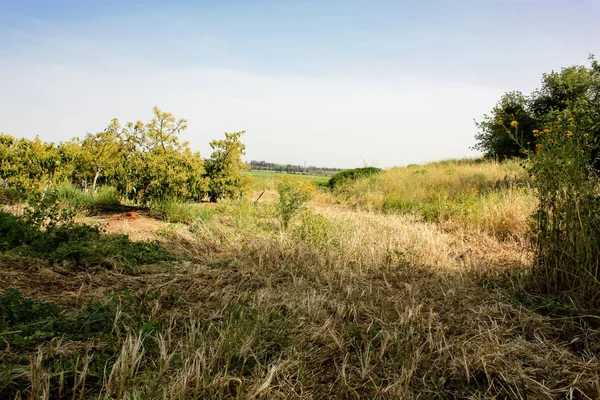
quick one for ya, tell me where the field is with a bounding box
[1,159,599,399]
[245,169,331,190]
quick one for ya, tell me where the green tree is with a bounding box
[204,131,251,202]
[474,91,537,160]
[475,56,600,162]
[77,119,124,192]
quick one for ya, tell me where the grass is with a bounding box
[150,201,216,224]
[334,158,536,239]
[1,159,599,399]
[245,170,330,191]
[49,183,121,211]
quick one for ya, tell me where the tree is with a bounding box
[474,91,537,160]
[77,119,123,192]
[204,131,251,202]
[475,56,600,162]
[118,107,203,205]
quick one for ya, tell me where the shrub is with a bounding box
[508,118,600,307]
[328,167,382,189]
[294,210,338,249]
[275,175,315,229]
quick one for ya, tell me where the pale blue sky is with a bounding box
[1,0,598,167]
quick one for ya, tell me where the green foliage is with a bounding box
[475,56,600,162]
[204,131,252,202]
[474,91,537,160]
[275,174,315,229]
[0,198,173,272]
[328,167,382,189]
[1,106,258,205]
[0,187,27,205]
[509,117,600,307]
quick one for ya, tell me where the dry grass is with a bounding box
[2,197,599,399]
[1,160,599,399]
[334,159,537,239]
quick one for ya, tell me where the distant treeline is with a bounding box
[248,160,343,175]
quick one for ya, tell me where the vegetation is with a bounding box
[506,117,600,307]
[274,174,315,229]
[328,167,383,189]
[0,107,249,205]
[474,55,600,163]
[0,196,173,273]
[204,131,252,203]
[333,159,534,238]
[1,57,599,400]
[249,160,342,175]
[1,187,599,398]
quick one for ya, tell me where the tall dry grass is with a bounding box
[334,158,536,239]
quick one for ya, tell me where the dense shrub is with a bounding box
[328,167,382,189]
[508,118,600,307]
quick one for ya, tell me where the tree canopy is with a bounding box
[474,56,600,163]
[0,107,250,204]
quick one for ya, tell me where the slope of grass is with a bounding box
[334,158,536,239]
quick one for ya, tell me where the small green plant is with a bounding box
[294,210,338,249]
[275,174,315,229]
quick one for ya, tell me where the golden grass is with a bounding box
[334,159,537,239]
[1,159,599,399]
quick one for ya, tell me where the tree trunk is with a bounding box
[92,168,101,193]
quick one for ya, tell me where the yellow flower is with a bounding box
[533,129,539,134]
[566,131,573,138]
[543,128,551,133]
[510,121,518,127]
[568,117,574,122]
[497,120,503,125]
[584,133,589,137]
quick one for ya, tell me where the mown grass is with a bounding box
[1,160,598,399]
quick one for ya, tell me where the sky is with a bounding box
[1,0,598,168]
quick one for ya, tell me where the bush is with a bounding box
[275,175,315,229]
[328,167,382,189]
[509,118,600,307]
[294,210,339,249]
